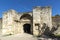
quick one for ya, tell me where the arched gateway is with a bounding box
[20,13,33,34]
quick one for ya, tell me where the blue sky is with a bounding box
[0,0,60,18]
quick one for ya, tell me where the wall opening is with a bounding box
[23,24,31,34]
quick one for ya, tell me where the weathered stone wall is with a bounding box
[2,10,19,35]
[33,6,41,36]
[40,6,52,30]
[33,6,52,36]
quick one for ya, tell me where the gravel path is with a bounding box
[0,33,59,40]
[0,33,37,40]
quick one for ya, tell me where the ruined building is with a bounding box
[0,6,60,36]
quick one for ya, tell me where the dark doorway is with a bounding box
[23,24,31,34]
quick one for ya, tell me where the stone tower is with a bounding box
[33,6,52,36]
[2,10,18,35]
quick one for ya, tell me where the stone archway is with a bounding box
[23,24,31,34]
[20,13,33,34]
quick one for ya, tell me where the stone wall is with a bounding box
[33,6,52,36]
[2,9,19,35]
[33,6,41,36]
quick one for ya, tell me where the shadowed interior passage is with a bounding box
[23,24,31,34]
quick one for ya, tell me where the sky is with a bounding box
[0,0,60,18]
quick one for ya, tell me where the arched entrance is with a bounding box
[23,24,31,34]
